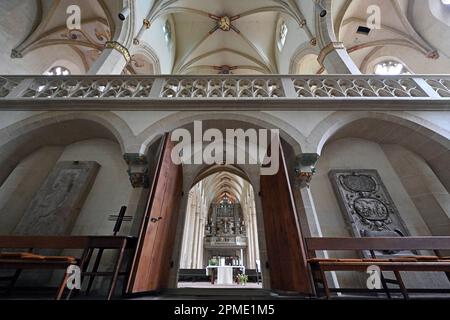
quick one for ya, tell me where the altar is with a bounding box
[206,265,245,285]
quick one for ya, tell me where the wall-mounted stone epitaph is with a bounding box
[329,170,409,239]
[14,161,100,235]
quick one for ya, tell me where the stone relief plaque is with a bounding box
[329,170,410,240]
[14,161,100,235]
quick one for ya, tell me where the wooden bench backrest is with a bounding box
[0,236,135,250]
[305,237,450,257]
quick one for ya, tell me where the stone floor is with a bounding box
[177,282,263,289]
[3,284,449,300]
[133,288,293,300]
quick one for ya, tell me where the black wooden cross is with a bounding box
[108,206,132,236]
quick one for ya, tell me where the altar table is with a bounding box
[206,265,245,285]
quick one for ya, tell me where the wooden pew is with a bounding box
[305,237,450,299]
[0,236,136,300]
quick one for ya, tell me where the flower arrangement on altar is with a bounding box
[208,258,218,266]
[236,274,248,286]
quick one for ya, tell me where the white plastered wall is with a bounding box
[382,144,450,236]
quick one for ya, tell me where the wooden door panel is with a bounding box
[128,133,182,293]
[260,144,312,294]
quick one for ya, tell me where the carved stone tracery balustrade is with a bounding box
[426,78,450,97]
[1,75,449,110]
[0,77,22,97]
[161,78,285,98]
[18,78,155,99]
[293,78,428,98]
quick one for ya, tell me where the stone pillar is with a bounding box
[88,41,131,75]
[126,187,150,237]
[180,193,194,268]
[253,181,270,288]
[314,0,361,74]
[252,215,258,268]
[294,154,322,236]
[188,208,196,269]
[194,197,204,269]
[251,204,260,269]
[246,214,255,268]
[185,197,197,268]
[124,153,152,236]
[197,214,205,268]
[317,42,361,74]
[191,211,200,269]
[294,153,340,289]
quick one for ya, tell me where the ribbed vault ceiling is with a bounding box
[143,0,314,74]
[2,0,450,75]
[194,165,252,206]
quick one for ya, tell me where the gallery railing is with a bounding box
[0,75,449,110]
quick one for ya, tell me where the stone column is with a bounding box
[294,153,340,289]
[314,0,361,74]
[188,189,200,268]
[124,153,150,236]
[89,152,150,292]
[191,210,200,269]
[180,194,194,268]
[194,198,204,268]
[317,42,361,74]
[185,198,197,268]
[196,214,205,268]
[246,214,255,268]
[182,194,192,268]
[294,153,322,237]
[126,187,150,236]
[253,178,270,288]
[251,204,260,269]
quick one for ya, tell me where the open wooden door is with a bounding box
[260,143,312,294]
[127,133,182,293]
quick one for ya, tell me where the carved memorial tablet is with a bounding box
[14,161,100,235]
[329,170,409,238]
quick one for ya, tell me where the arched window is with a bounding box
[163,20,172,46]
[277,21,288,51]
[374,60,410,75]
[44,66,71,76]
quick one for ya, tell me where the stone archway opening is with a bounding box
[177,165,263,289]
[129,118,313,296]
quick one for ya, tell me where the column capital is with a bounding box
[294,153,319,187]
[124,153,149,188]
